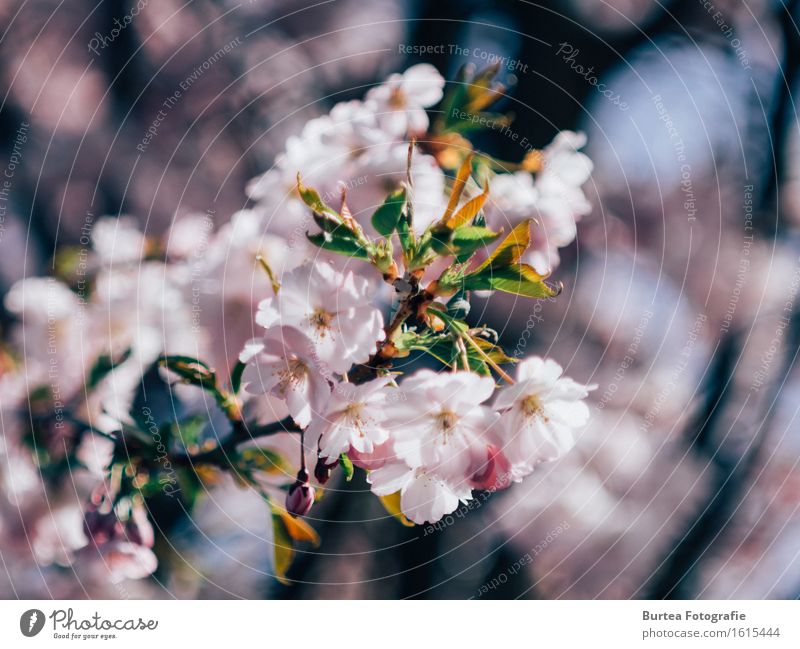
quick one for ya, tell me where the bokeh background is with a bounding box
[2,0,800,599]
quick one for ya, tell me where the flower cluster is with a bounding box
[241,255,594,525]
[0,63,594,586]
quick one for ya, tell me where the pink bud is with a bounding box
[470,445,513,492]
[286,470,315,516]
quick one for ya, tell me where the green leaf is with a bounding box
[471,219,531,273]
[412,338,459,368]
[86,347,132,390]
[396,210,415,258]
[158,355,217,388]
[307,230,371,260]
[451,225,500,262]
[176,468,202,508]
[312,211,343,233]
[230,361,246,394]
[426,306,469,334]
[377,491,415,527]
[435,65,470,131]
[391,330,424,358]
[464,264,561,298]
[472,336,518,366]
[371,187,407,237]
[370,237,396,275]
[239,447,293,476]
[174,415,206,450]
[339,453,354,481]
[297,174,338,218]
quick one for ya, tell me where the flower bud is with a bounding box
[314,457,338,485]
[470,445,512,492]
[83,508,121,545]
[286,469,315,516]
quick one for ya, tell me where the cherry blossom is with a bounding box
[308,376,393,460]
[384,370,499,482]
[367,462,472,525]
[529,131,594,273]
[0,62,599,588]
[255,261,385,375]
[240,326,332,428]
[366,63,445,136]
[494,357,595,478]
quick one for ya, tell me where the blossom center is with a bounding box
[434,409,458,442]
[521,394,547,420]
[309,307,334,336]
[344,402,368,437]
[276,357,308,393]
[388,86,407,109]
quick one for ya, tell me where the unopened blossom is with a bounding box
[286,469,316,517]
[384,370,498,482]
[368,462,472,525]
[240,326,332,428]
[494,357,594,478]
[366,63,444,136]
[308,377,392,461]
[256,261,385,375]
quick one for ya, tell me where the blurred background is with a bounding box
[1,0,800,599]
